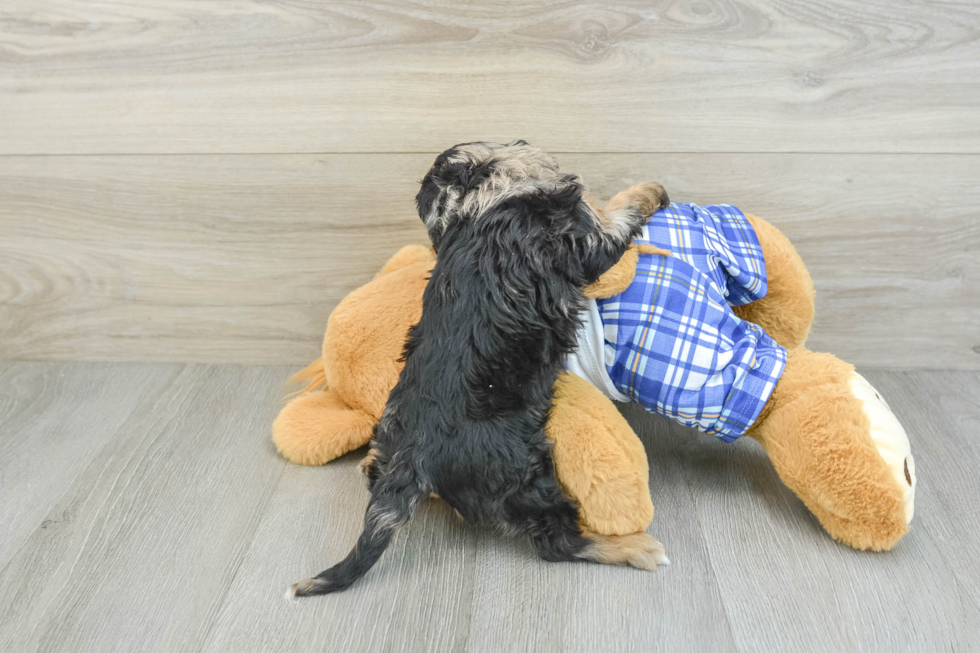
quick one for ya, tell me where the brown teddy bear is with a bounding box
[273,184,916,552]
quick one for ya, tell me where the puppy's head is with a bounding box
[415,140,562,248]
[415,140,641,284]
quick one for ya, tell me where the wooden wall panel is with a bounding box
[1,153,976,368]
[1,0,978,154]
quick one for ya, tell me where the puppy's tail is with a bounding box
[289,470,426,597]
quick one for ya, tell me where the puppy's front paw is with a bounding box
[625,182,670,215]
[601,182,669,240]
[607,182,669,218]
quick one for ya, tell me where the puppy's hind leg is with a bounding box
[580,531,669,570]
[503,475,668,571]
[359,447,381,488]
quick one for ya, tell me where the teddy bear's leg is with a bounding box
[324,259,431,419]
[273,250,433,467]
[730,214,815,350]
[273,388,375,466]
[373,244,436,279]
[748,348,916,550]
[547,371,655,536]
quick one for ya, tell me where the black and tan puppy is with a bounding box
[290,141,668,597]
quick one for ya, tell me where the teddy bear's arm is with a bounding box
[373,244,435,279]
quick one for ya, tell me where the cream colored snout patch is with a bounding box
[849,373,916,524]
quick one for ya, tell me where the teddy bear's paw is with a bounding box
[272,390,376,466]
[849,372,916,525]
[584,532,668,571]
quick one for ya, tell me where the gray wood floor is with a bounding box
[1,361,977,652]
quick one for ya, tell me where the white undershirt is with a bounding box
[565,299,631,403]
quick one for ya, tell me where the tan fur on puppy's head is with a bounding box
[417,140,569,245]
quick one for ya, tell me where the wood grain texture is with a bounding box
[2,362,977,651]
[1,0,978,154]
[0,364,287,653]
[0,361,181,569]
[862,370,980,613]
[200,454,479,653]
[2,153,977,368]
[0,154,430,365]
[465,404,737,653]
[625,394,980,652]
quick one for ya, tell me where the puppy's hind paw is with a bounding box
[359,448,381,489]
[624,533,668,571]
[584,532,668,571]
[359,448,378,477]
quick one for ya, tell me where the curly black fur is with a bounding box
[291,141,652,597]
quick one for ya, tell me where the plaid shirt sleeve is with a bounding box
[642,203,769,307]
[595,203,787,442]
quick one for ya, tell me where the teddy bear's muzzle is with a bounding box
[849,373,917,525]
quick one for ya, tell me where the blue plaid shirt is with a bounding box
[594,202,787,442]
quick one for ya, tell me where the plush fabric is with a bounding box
[323,254,434,420]
[731,214,815,350]
[549,371,654,535]
[588,203,787,441]
[748,349,909,551]
[272,388,375,466]
[272,246,434,464]
[271,191,915,551]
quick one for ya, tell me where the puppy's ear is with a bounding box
[415,178,445,249]
[416,155,496,252]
